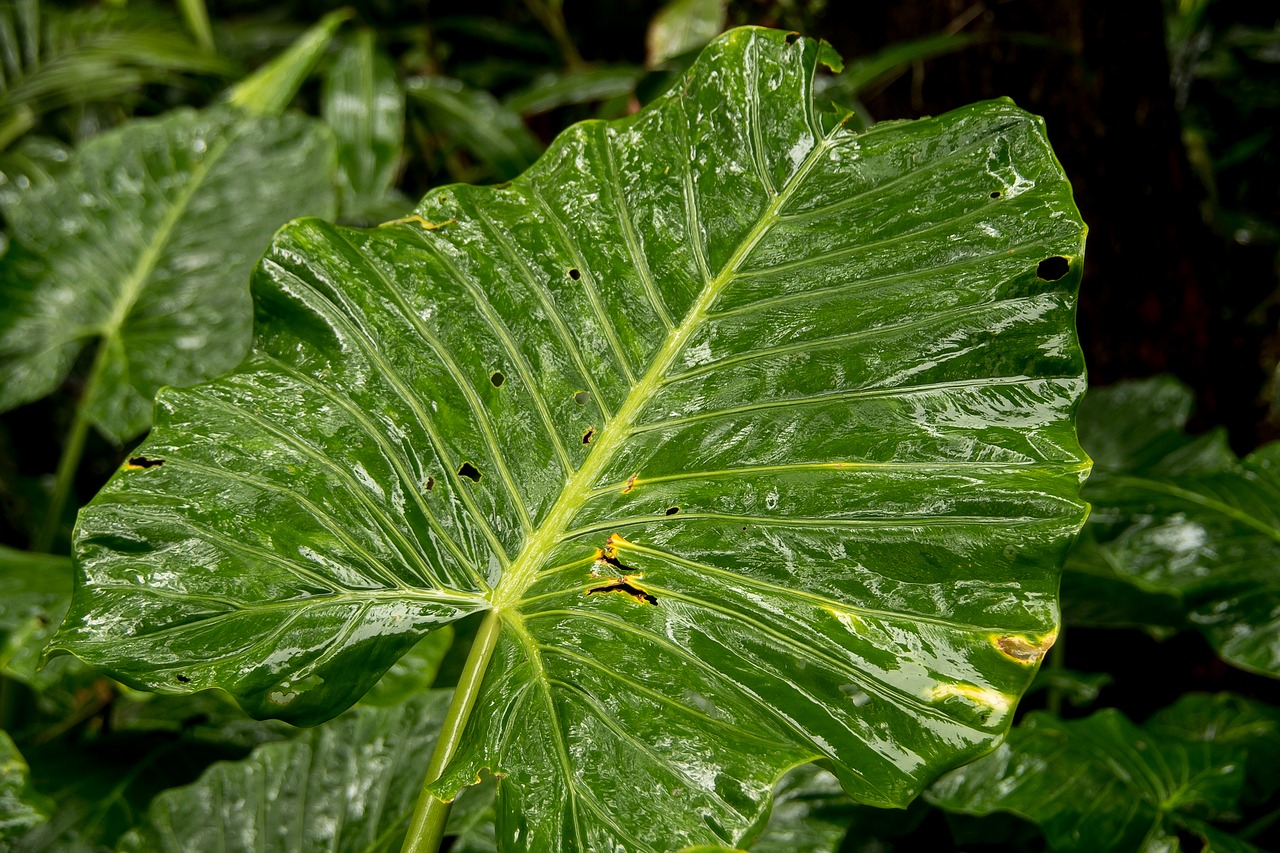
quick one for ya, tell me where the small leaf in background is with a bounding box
[117,691,452,853]
[1027,666,1112,708]
[322,29,407,222]
[927,707,1256,852]
[0,545,72,688]
[225,8,351,117]
[406,76,542,181]
[0,136,70,214]
[1067,376,1280,678]
[647,0,727,67]
[0,731,52,843]
[503,66,643,116]
[0,105,337,444]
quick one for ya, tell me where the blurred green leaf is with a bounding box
[647,0,726,68]
[1027,666,1112,708]
[0,105,336,443]
[406,75,541,180]
[226,8,350,118]
[1066,376,1280,677]
[117,691,451,853]
[751,764,857,853]
[504,66,642,116]
[823,32,982,104]
[1147,692,1280,806]
[1,730,52,842]
[0,134,68,214]
[322,29,405,221]
[0,545,71,689]
[0,1,235,151]
[928,708,1252,852]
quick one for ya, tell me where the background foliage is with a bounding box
[0,0,1278,851]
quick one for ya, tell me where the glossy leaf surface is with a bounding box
[55,27,1088,851]
[322,29,406,219]
[117,691,450,853]
[0,105,336,442]
[1067,377,1280,677]
[927,708,1251,852]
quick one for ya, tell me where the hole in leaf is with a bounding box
[176,674,191,683]
[1036,256,1069,281]
[665,506,680,515]
[425,476,435,492]
[126,456,165,470]
[490,371,505,387]
[587,580,658,606]
[990,190,1001,199]
[785,31,801,45]
[573,390,589,405]
[582,427,596,445]
[568,267,581,280]
[458,462,482,483]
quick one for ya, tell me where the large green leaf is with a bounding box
[53,27,1088,851]
[927,708,1254,852]
[1066,376,1280,677]
[0,105,336,443]
[0,545,77,692]
[117,691,451,853]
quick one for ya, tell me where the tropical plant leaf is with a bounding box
[750,765,857,853]
[53,27,1088,851]
[1,731,52,842]
[322,29,407,221]
[0,105,336,442]
[406,76,542,180]
[1147,692,1280,805]
[1066,376,1280,677]
[116,691,451,853]
[927,708,1250,852]
[503,66,643,116]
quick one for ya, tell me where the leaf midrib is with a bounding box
[97,120,234,344]
[489,114,837,614]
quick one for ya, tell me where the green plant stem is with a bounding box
[34,340,109,553]
[522,0,583,69]
[176,0,216,53]
[402,609,503,853]
[1046,626,1066,717]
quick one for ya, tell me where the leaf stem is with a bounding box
[402,609,503,853]
[34,340,110,552]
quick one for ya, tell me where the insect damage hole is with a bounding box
[665,506,680,515]
[573,390,589,405]
[785,31,801,45]
[126,456,165,470]
[458,462,482,483]
[424,476,435,492]
[567,267,581,280]
[582,427,596,445]
[490,371,505,387]
[990,190,1002,199]
[1036,256,1069,281]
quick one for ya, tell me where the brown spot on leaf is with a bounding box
[623,473,638,493]
[587,579,658,606]
[996,634,1055,663]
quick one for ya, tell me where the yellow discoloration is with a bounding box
[823,605,864,633]
[993,631,1057,664]
[928,683,1013,714]
[604,532,633,558]
[622,473,638,493]
[381,214,456,230]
